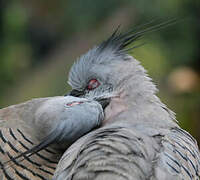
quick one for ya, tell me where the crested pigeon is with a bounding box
[54,21,200,180]
[0,96,104,179]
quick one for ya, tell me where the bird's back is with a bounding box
[54,123,200,180]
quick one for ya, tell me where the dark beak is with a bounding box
[65,90,110,109]
[65,89,84,97]
[96,98,110,109]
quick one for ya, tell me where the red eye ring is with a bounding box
[87,79,100,90]
[66,101,83,107]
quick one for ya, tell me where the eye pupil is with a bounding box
[87,79,100,90]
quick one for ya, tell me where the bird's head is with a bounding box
[67,20,176,124]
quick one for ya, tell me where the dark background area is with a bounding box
[0,0,200,143]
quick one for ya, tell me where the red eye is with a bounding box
[87,79,100,90]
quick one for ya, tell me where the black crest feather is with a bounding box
[98,18,178,54]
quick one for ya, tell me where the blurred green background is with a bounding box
[0,0,199,143]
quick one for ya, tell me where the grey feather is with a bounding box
[54,124,200,180]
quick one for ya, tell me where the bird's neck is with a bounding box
[103,88,177,129]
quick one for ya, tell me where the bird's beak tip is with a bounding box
[96,98,111,109]
[64,89,84,97]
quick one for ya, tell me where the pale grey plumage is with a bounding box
[0,96,104,179]
[54,21,200,180]
[54,124,200,180]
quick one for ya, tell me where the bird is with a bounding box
[53,20,200,180]
[0,96,104,179]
